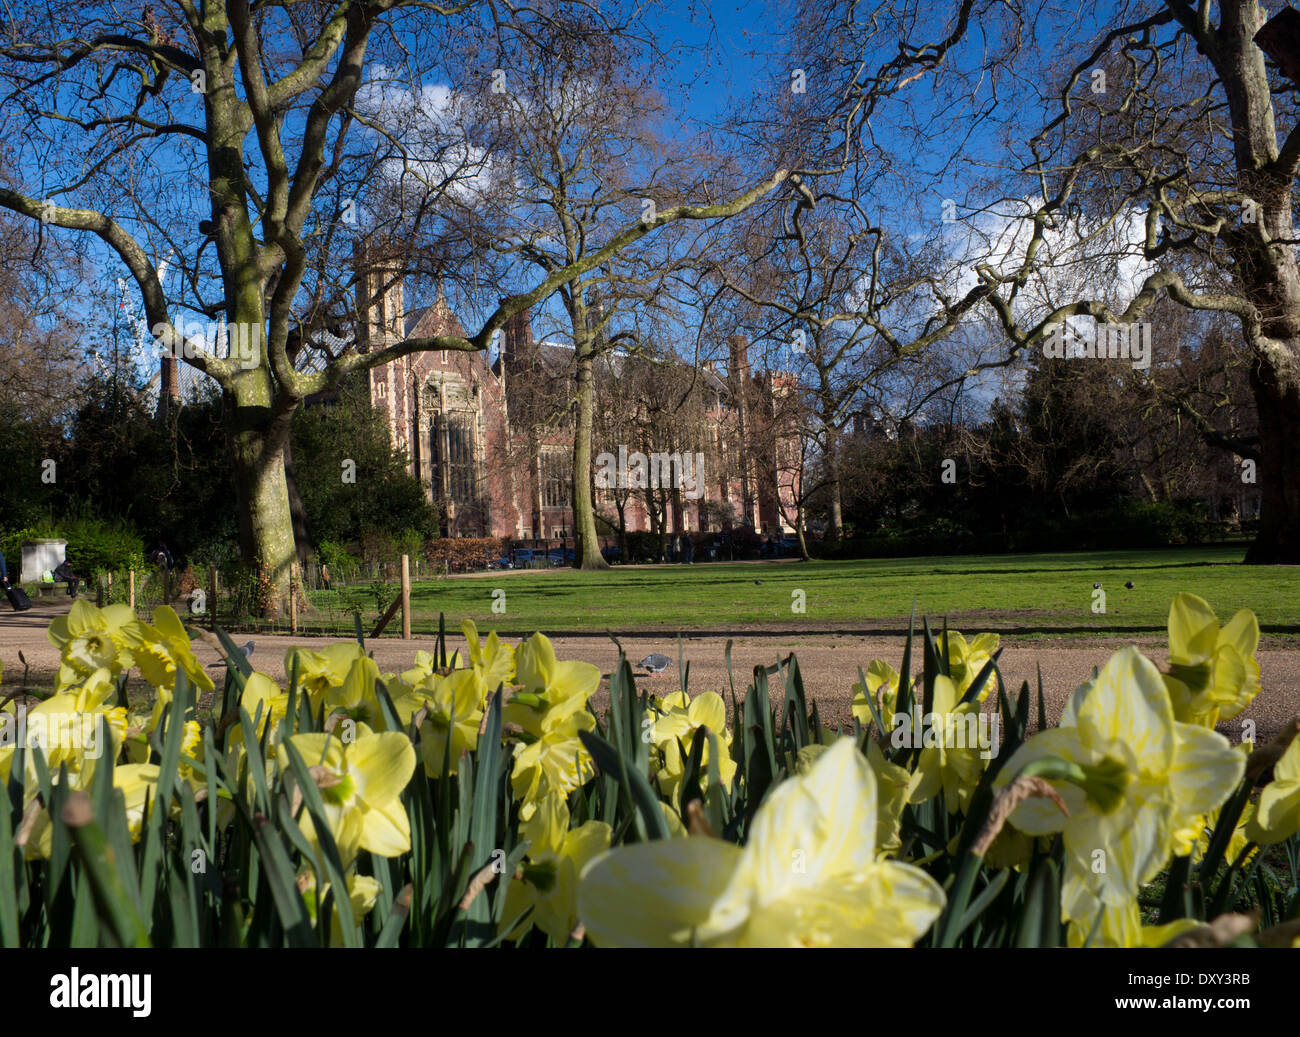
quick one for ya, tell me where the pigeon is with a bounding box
[240,640,255,659]
[754,579,763,585]
[639,654,672,676]
[1125,581,1134,589]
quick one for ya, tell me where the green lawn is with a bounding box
[300,544,1299,638]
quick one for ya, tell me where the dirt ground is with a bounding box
[4,596,1298,743]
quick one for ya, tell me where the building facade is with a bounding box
[359,253,802,540]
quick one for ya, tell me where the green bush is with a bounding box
[318,539,360,572]
[61,514,147,574]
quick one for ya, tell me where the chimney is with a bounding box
[156,354,180,419]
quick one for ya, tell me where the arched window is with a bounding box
[431,411,478,507]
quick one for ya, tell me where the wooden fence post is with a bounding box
[128,569,135,610]
[289,562,298,635]
[401,554,411,640]
[106,571,112,604]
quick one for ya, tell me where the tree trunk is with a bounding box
[571,341,609,570]
[614,498,628,561]
[1219,1,1300,562]
[1244,348,1300,562]
[825,426,844,542]
[226,367,297,617]
[283,434,313,571]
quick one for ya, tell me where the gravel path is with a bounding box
[4,598,1297,743]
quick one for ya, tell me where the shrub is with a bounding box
[422,536,508,573]
[60,514,147,574]
[317,539,360,573]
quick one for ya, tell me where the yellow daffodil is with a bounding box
[796,734,907,857]
[504,634,599,813]
[850,660,906,731]
[320,655,391,731]
[946,632,1000,701]
[510,712,596,809]
[1246,735,1300,845]
[116,763,162,839]
[400,649,454,686]
[462,620,515,705]
[409,668,484,777]
[47,600,142,689]
[578,738,945,947]
[1172,743,1257,863]
[285,642,369,708]
[237,672,290,743]
[17,762,159,860]
[128,607,215,698]
[503,819,612,945]
[1164,593,1261,727]
[997,646,1244,927]
[904,674,988,814]
[279,728,416,866]
[297,869,383,946]
[177,720,204,782]
[506,633,600,736]
[0,668,127,786]
[1067,897,1206,948]
[646,691,737,803]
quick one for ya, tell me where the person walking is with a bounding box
[1,549,32,611]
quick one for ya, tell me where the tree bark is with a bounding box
[1202,1,1300,561]
[226,366,297,617]
[824,425,844,542]
[283,434,313,570]
[1244,349,1300,562]
[571,334,609,570]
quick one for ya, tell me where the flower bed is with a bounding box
[0,594,1296,948]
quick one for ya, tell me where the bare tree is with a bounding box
[455,17,789,568]
[0,2,792,607]
[968,1,1300,561]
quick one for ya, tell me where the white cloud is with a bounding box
[353,65,497,207]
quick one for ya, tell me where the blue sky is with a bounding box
[19,0,1149,407]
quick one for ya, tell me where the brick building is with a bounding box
[354,251,803,540]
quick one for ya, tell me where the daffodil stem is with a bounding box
[935,850,984,948]
[1199,776,1253,885]
[1158,853,1193,925]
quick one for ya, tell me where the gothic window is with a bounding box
[540,449,570,508]
[433,411,478,506]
